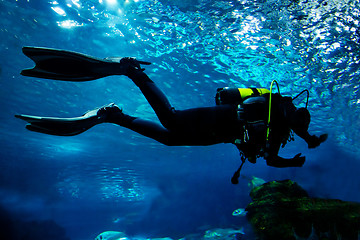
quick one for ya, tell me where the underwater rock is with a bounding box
[0,203,69,240]
[246,179,360,240]
[0,205,13,239]
[16,220,70,240]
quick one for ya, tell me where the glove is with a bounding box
[292,153,305,167]
[120,57,151,75]
[307,134,328,149]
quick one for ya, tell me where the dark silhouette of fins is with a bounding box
[21,46,150,81]
[15,108,100,136]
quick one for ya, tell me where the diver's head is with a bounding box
[290,107,310,133]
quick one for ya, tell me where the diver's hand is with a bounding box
[307,134,328,148]
[292,153,305,167]
[120,57,151,74]
[266,154,305,167]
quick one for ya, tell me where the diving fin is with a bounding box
[21,46,151,81]
[15,108,102,136]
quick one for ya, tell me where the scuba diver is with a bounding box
[16,47,327,184]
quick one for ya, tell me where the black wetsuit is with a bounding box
[117,70,242,146]
[113,70,311,167]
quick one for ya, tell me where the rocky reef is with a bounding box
[246,179,360,240]
[0,207,70,240]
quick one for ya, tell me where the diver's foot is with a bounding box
[120,57,150,74]
[96,103,123,122]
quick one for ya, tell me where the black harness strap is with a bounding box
[250,88,260,96]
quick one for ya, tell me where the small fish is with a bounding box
[112,217,122,223]
[95,231,128,240]
[232,208,247,217]
[248,176,266,189]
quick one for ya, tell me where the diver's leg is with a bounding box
[105,103,240,146]
[168,104,240,143]
[125,67,237,134]
[127,70,176,129]
[98,104,170,144]
[108,113,222,146]
[119,118,175,145]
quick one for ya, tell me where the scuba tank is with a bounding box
[215,87,270,105]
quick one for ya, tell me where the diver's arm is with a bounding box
[294,130,328,149]
[119,57,157,90]
[265,153,305,168]
[264,140,305,168]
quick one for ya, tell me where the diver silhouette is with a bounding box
[16,47,328,183]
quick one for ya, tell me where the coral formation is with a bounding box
[246,180,360,240]
[0,204,69,240]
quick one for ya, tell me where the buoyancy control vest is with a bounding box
[220,83,309,184]
[216,88,271,184]
[215,87,270,161]
[215,87,270,105]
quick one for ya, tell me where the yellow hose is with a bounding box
[266,80,280,142]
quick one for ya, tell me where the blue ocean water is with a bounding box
[0,0,360,239]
